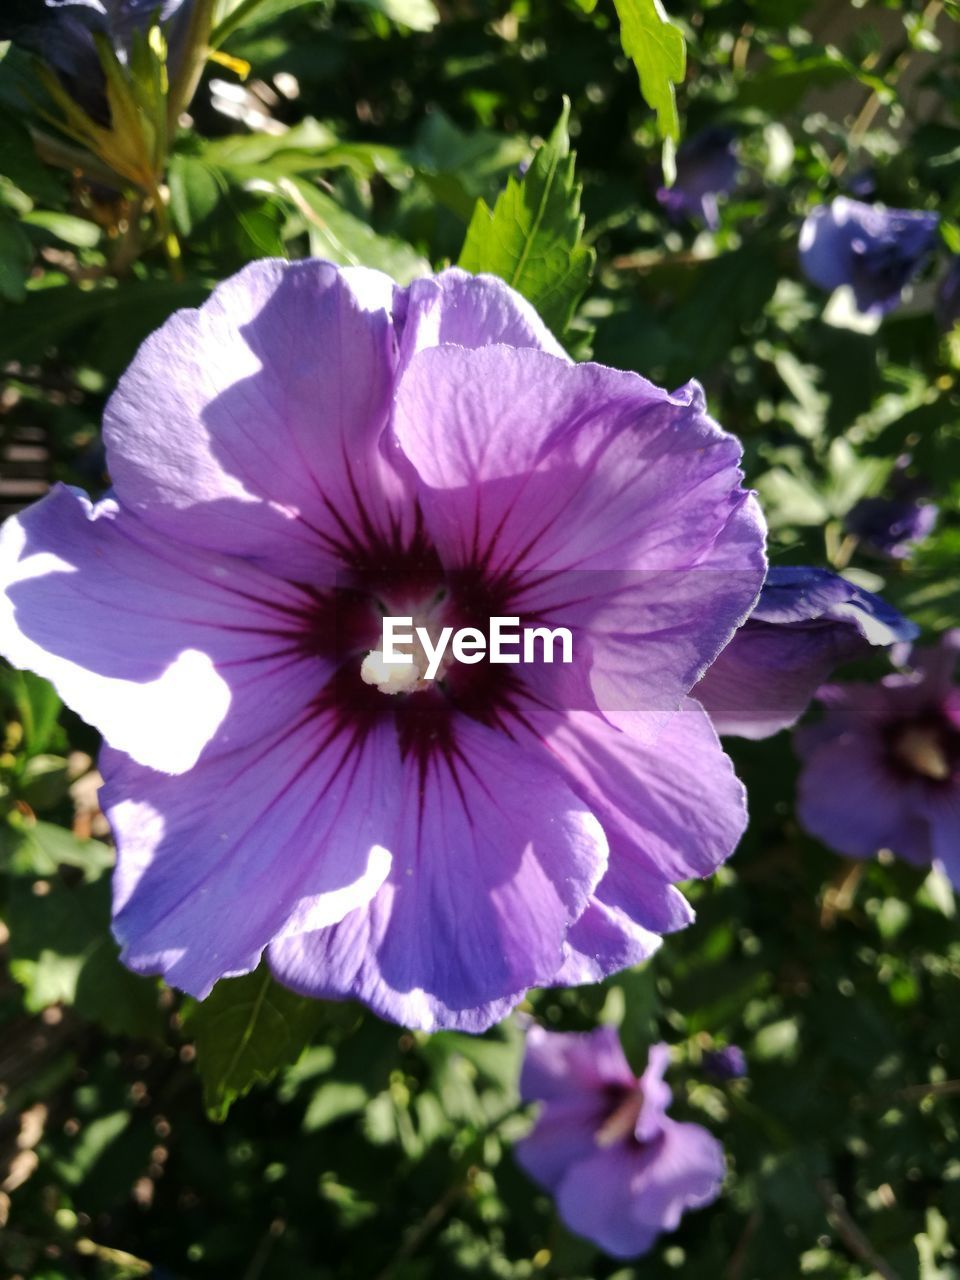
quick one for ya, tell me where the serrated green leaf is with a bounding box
[186,968,326,1121]
[612,0,686,142]
[458,98,594,340]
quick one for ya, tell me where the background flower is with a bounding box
[799,197,940,317]
[703,1045,747,1081]
[515,1026,725,1258]
[0,0,192,121]
[694,566,915,739]
[796,633,960,885]
[656,126,739,229]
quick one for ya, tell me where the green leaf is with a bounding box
[411,111,530,221]
[279,177,430,284]
[211,0,318,48]
[343,0,440,33]
[185,967,326,1121]
[167,152,224,236]
[21,210,102,248]
[0,209,34,302]
[6,874,164,1039]
[0,276,210,370]
[2,669,62,756]
[734,52,890,115]
[458,98,595,341]
[4,817,113,879]
[611,0,686,142]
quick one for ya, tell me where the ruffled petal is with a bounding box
[697,567,917,739]
[0,485,324,773]
[553,1121,725,1259]
[535,702,742,983]
[268,717,608,1030]
[103,712,402,997]
[104,259,415,581]
[395,268,568,374]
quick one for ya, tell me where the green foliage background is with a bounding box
[2,1,960,1277]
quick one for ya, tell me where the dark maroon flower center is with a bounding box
[595,1084,646,1149]
[885,712,960,784]
[293,524,535,769]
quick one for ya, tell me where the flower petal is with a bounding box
[919,787,960,887]
[268,717,608,1030]
[519,1024,636,1101]
[513,1096,608,1191]
[393,345,765,724]
[0,485,323,773]
[104,259,413,580]
[554,1121,725,1258]
[697,567,917,739]
[396,267,568,373]
[103,712,402,997]
[796,734,925,860]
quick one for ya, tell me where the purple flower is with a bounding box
[702,1045,747,1081]
[656,127,739,230]
[796,633,960,886]
[0,261,766,1032]
[845,495,937,561]
[695,566,916,740]
[515,1027,725,1258]
[799,197,940,317]
[0,0,192,121]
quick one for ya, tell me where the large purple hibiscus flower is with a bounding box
[0,261,765,1031]
[796,633,960,886]
[515,1026,725,1257]
[694,566,916,739]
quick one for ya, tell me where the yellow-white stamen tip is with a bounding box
[360,649,423,695]
[894,726,951,781]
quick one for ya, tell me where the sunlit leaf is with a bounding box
[458,98,594,341]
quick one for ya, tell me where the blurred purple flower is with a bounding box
[799,197,940,317]
[695,566,916,740]
[0,261,766,1032]
[846,170,877,200]
[702,1045,747,1081]
[656,127,739,230]
[846,495,937,561]
[0,0,192,121]
[796,633,960,886]
[515,1026,725,1258]
[936,256,960,331]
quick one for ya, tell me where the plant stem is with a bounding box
[147,180,184,281]
[816,1180,902,1280]
[166,0,219,134]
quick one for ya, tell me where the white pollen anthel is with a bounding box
[362,615,574,693]
[360,647,426,695]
